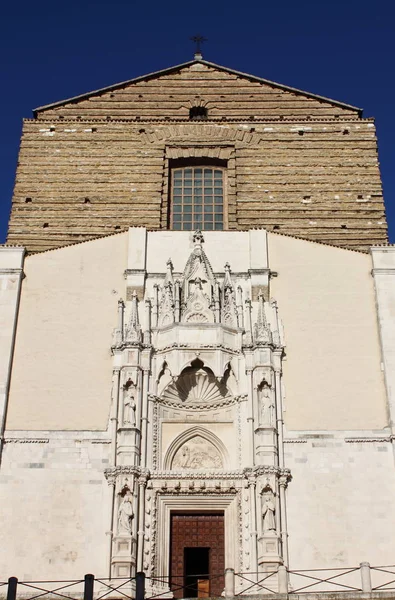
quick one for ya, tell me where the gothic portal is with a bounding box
[106,229,289,595]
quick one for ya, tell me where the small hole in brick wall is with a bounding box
[84,197,91,204]
[58,116,64,120]
[114,225,121,230]
[221,116,227,121]
[136,116,140,121]
[169,95,173,98]
[273,225,280,230]
[139,128,146,134]
[106,116,111,121]
[25,197,32,203]
[249,116,255,121]
[110,94,114,98]
[92,127,97,132]
[250,128,255,133]
[49,126,55,132]
[77,116,81,121]
[303,195,311,200]
[343,129,349,135]
[298,130,304,136]
[358,194,363,199]
[189,106,208,120]
[43,223,49,228]
[341,224,347,229]
[138,94,143,98]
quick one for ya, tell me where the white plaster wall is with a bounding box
[145,230,252,274]
[0,248,24,427]
[0,434,111,580]
[268,234,388,431]
[371,247,395,434]
[285,434,395,568]
[6,234,128,430]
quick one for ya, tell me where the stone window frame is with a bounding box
[161,145,236,231]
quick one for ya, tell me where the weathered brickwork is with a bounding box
[6,61,387,252]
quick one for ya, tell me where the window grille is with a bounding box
[171,167,224,231]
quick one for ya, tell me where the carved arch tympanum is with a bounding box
[164,426,228,470]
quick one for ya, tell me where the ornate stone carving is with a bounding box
[171,436,223,470]
[118,486,134,534]
[258,381,275,427]
[161,360,230,406]
[123,379,137,426]
[261,485,276,533]
[183,278,214,323]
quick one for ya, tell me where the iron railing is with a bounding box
[3,563,395,599]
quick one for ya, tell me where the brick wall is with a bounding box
[6,63,387,252]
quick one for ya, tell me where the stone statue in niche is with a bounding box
[123,380,136,427]
[172,436,223,469]
[262,487,276,533]
[118,487,134,534]
[258,382,275,427]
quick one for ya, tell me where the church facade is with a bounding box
[1,58,395,595]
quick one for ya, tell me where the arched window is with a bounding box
[171,164,225,231]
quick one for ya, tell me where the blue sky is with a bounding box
[1,0,394,243]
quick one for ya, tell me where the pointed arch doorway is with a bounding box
[170,512,225,598]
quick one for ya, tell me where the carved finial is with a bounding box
[193,230,204,245]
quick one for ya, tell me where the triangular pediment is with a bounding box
[34,59,361,119]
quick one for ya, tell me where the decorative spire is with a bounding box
[125,290,142,343]
[254,290,272,345]
[164,258,174,286]
[221,263,237,327]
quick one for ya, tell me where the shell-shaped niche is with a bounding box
[162,361,230,407]
[171,436,223,470]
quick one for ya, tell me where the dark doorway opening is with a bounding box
[170,513,225,598]
[184,547,209,597]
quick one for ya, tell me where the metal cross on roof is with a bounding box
[190,35,207,59]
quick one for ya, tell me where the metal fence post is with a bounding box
[278,565,288,594]
[83,574,94,600]
[136,571,145,600]
[360,562,372,593]
[225,568,235,597]
[7,577,18,600]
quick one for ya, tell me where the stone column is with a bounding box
[247,474,258,579]
[136,472,148,572]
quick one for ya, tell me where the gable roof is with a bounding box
[33,58,362,116]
